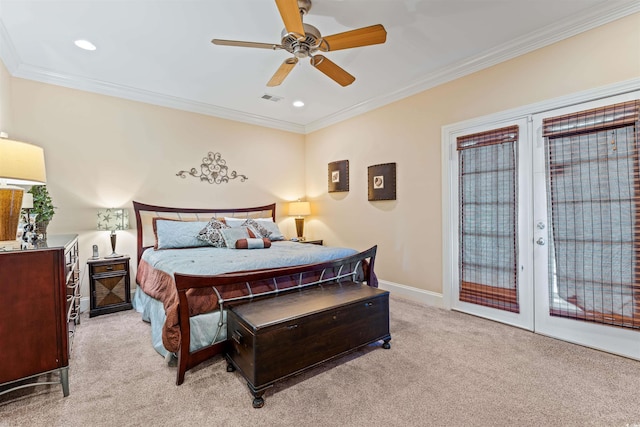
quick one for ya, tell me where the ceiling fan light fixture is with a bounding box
[74,39,96,51]
[293,100,305,108]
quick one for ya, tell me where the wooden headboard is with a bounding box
[132,201,276,264]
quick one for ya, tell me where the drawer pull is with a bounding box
[106,266,113,271]
[231,330,243,345]
[365,302,374,307]
[287,324,298,330]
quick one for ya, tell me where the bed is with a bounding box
[132,201,378,384]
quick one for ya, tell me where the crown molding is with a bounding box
[9,63,307,134]
[0,19,20,73]
[1,1,638,135]
[303,0,640,133]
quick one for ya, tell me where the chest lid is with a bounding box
[229,281,388,330]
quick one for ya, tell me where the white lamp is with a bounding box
[288,201,311,240]
[0,137,47,244]
[97,208,129,258]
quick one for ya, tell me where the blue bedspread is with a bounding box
[141,240,358,277]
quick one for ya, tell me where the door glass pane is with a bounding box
[545,124,639,329]
[459,138,519,312]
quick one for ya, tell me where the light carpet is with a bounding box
[1,296,639,426]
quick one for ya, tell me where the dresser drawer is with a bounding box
[92,262,127,275]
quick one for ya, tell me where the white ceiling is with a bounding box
[0,1,638,134]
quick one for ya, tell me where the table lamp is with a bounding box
[288,201,311,240]
[97,208,129,258]
[0,137,47,245]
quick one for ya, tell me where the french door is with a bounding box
[449,91,640,360]
[532,93,640,360]
[450,117,534,331]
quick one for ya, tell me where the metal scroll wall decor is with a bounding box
[176,152,248,184]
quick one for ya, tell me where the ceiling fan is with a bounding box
[211,0,387,87]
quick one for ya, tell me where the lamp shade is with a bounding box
[288,201,311,216]
[21,193,33,209]
[0,138,47,185]
[97,208,130,231]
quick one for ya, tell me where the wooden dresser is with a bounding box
[0,234,79,397]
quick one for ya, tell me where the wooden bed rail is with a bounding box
[172,246,377,385]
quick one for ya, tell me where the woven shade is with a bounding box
[543,99,639,329]
[457,125,519,313]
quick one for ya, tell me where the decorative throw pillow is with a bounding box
[153,218,211,250]
[219,226,252,249]
[197,218,230,247]
[252,220,285,241]
[236,238,272,249]
[241,219,271,239]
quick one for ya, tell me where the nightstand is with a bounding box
[87,256,132,317]
[301,240,323,245]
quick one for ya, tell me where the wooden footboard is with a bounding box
[173,246,377,385]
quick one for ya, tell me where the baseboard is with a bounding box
[378,280,444,308]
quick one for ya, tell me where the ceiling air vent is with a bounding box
[261,94,283,102]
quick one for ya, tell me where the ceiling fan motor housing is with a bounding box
[281,23,321,58]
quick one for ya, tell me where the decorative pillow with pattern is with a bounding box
[241,219,272,239]
[197,218,230,247]
[246,219,285,241]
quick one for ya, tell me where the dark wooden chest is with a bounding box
[226,281,391,407]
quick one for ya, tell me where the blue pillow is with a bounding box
[153,219,211,249]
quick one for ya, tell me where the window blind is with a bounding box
[544,100,639,329]
[458,125,519,313]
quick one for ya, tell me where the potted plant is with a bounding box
[28,185,55,237]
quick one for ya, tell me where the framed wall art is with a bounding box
[328,160,349,193]
[368,163,396,201]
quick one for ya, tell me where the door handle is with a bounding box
[536,238,545,246]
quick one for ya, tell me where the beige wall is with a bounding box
[2,13,638,303]
[305,13,640,294]
[9,80,305,298]
[0,60,11,133]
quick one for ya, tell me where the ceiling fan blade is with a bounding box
[320,24,387,51]
[310,55,355,87]
[211,39,282,50]
[267,57,298,87]
[275,0,305,40]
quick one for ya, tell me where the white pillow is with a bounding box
[225,217,273,227]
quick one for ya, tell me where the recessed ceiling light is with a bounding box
[74,39,96,51]
[293,100,305,108]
